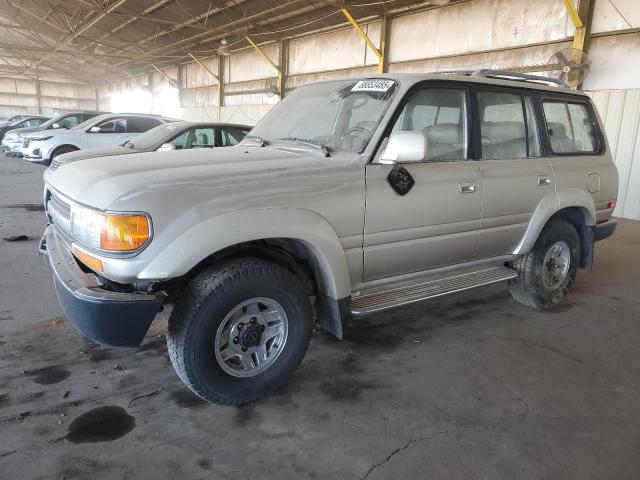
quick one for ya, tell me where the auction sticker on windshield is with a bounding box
[351,79,395,92]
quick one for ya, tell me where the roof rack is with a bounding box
[431,69,568,88]
[472,69,568,87]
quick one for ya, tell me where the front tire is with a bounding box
[167,258,313,405]
[510,219,580,309]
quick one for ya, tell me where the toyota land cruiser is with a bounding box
[41,71,618,405]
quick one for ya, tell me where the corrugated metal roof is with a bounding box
[0,0,450,84]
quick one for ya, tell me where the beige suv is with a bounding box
[41,71,618,405]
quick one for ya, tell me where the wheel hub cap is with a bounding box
[542,241,571,289]
[214,297,288,378]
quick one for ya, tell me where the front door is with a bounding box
[363,85,483,282]
[87,116,129,148]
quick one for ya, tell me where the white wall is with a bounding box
[0,77,98,118]
[589,89,640,220]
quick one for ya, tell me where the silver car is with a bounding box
[1,111,105,157]
[41,72,618,405]
[22,113,176,165]
[45,121,251,173]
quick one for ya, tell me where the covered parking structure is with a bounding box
[0,1,639,478]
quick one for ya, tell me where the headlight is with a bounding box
[31,136,53,142]
[70,203,151,252]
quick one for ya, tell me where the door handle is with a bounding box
[538,175,551,186]
[459,182,477,194]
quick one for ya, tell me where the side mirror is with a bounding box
[90,126,102,133]
[158,143,175,151]
[380,131,427,164]
[52,123,61,129]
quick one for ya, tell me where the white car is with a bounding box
[22,113,176,165]
[2,111,104,157]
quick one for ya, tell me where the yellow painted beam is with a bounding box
[341,8,384,73]
[562,0,584,28]
[188,53,219,81]
[245,36,281,74]
[150,63,177,87]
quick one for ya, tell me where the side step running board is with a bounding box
[351,266,518,315]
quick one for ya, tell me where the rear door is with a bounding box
[541,97,614,222]
[476,88,554,257]
[363,84,483,281]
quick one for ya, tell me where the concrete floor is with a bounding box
[1,155,639,480]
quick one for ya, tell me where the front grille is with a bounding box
[47,190,71,235]
[49,157,62,171]
[22,138,30,148]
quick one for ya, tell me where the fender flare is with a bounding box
[513,189,596,255]
[138,208,352,300]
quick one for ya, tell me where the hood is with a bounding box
[57,146,135,164]
[29,127,86,139]
[46,145,324,210]
[4,125,51,136]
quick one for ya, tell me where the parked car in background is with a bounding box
[0,114,31,127]
[22,113,177,166]
[47,121,251,171]
[2,111,107,157]
[0,116,50,141]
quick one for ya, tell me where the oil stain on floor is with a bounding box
[66,406,135,444]
[24,365,70,385]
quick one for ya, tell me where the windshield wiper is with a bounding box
[240,135,265,147]
[276,137,330,157]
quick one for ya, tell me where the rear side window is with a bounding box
[190,127,216,148]
[221,127,247,146]
[478,91,540,160]
[127,117,162,133]
[542,101,597,154]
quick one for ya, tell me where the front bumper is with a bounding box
[41,225,164,347]
[24,155,49,165]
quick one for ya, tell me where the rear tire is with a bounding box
[510,219,580,309]
[167,258,313,405]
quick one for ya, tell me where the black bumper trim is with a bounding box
[42,226,164,347]
[594,220,617,242]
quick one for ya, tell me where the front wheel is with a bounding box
[167,258,313,405]
[510,219,580,309]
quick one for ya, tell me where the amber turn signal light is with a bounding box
[100,214,150,252]
[72,247,104,272]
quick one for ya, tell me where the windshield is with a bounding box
[127,122,186,150]
[250,78,397,153]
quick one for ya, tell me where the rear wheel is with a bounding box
[510,219,580,309]
[167,258,313,405]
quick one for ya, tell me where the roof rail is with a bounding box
[471,69,568,88]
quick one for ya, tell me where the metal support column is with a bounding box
[278,38,288,99]
[561,0,593,89]
[35,77,42,114]
[217,55,224,122]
